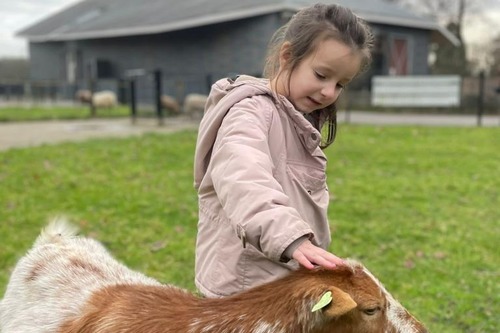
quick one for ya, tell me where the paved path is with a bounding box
[0,112,498,151]
[339,111,500,127]
[0,116,200,151]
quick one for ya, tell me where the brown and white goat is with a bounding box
[0,220,428,333]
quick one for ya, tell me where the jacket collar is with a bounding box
[233,75,322,152]
[274,93,322,153]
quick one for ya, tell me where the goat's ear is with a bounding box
[312,287,357,318]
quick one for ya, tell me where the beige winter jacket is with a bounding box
[194,75,331,297]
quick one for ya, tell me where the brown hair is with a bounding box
[264,3,374,148]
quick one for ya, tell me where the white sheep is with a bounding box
[183,93,208,118]
[92,90,117,108]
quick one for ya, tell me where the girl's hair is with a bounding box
[264,3,374,148]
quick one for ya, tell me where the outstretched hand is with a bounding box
[292,240,345,270]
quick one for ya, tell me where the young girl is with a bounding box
[194,3,374,298]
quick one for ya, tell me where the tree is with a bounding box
[489,35,500,76]
[411,0,471,74]
[432,21,469,75]
[384,0,490,75]
[0,58,29,82]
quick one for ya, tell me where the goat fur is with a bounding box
[0,220,427,333]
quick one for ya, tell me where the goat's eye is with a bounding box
[363,307,379,316]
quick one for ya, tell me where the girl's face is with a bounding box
[275,38,362,114]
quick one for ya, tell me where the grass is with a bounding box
[0,125,498,332]
[0,105,130,121]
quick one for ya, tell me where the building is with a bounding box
[17,0,458,102]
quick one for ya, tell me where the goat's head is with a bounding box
[299,259,428,333]
[280,260,427,333]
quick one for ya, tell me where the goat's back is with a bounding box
[1,220,428,333]
[0,219,160,333]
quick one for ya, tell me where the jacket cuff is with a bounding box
[280,234,310,263]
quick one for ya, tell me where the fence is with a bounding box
[0,73,211,104]
[1,74,499,115]
[371,75,461,107]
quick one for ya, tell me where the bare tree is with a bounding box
[489,35,500,75]
[0,58,29,82]
[415,0,483,41]
[386,0,485,75]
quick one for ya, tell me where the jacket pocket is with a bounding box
[286,161,326,195]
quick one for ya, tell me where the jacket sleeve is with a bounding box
[209,95,313,262]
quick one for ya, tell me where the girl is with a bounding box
[194,3,374,298]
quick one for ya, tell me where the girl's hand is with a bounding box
[292,240,345,270]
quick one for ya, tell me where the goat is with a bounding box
[0,220,428,333]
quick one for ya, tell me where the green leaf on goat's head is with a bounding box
[311,291,333,312]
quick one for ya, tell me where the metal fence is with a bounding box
[1,74,499,114]
[338,74,500,114]
[0,73,210,105]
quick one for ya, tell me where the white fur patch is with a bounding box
[34,217,79,246]
[360,265,420,333]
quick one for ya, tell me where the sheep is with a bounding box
[0,220,428,333]
[74,89,92,104]
[91,90,117,108]
[183,93,208,119]
[160,95,180,114]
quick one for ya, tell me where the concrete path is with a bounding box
[0,112,498,151]
[339,111,500,127]
[0,116,200,151]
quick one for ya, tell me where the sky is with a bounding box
[1,0,499,60]
[0,0,81,58]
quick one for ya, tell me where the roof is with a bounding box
[17,0,459,46]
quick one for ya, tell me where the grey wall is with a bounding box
[27,14,432,102]
[29,14,281,101]
[371,24,430,76]
[29,42,66,81]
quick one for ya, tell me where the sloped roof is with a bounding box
[17,0,459,45]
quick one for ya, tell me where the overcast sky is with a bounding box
[1,0,499,59]
[0,0,80,58]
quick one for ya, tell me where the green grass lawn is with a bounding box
[0,105,130,121]
[0,125,498,332]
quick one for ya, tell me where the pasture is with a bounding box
[0,104,129,121]
[0,125,498,332]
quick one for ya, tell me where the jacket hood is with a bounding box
[194,75,275,189]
